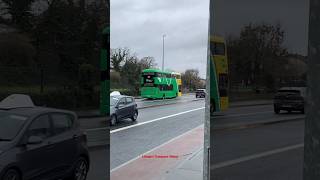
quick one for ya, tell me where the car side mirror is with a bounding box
[27,136,43,145]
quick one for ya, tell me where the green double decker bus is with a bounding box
[140,69,181,99]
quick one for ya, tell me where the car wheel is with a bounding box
[69,157,89,180]
[274,108,280,114]
[110,115,117,126]
[132,111,138,121]
[2,169,21,180]
[196,95,198,98]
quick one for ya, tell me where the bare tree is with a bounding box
[182,69,202,92]
[139,56,157,70]
[110,47,131,72]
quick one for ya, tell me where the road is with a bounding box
[87,146,109,180]
[110,99,205,170]
[84,96,204,180]
[86,97,305,180]
[211,104,305,180]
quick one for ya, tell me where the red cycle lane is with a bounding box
[110,125,204,180]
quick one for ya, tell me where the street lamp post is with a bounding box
[162,34,166,71]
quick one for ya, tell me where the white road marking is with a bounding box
[212,143,304,170]
[111,124,204,173]
[110,107,205,134]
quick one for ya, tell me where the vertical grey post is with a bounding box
[304,0,320,179]
[203,0,213,179]
[162,34,166,71]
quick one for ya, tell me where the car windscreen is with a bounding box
[0,112,28,141]
[110,97,119,106]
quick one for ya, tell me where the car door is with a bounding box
[45,113,77,177]
[116,97,128,119]
[126,97,135,116]
[18,114,54,180]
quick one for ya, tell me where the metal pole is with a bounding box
[303,0,320,179]
[204,0,213,179]
[162,34,166,71]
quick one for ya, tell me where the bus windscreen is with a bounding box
[143,73,155,87]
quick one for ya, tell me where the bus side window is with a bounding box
[170,84,173,90]
[218,73,228,97]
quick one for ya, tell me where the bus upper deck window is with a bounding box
[211,42,225,56]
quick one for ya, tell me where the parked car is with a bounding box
[0,94,89,180]
[273,87,306,114]
[195,89,206,98]
[110,95,138,126]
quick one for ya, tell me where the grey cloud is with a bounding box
[111,0,209,78]
[111,0,308,79]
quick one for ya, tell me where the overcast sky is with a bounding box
[111,0,309,78]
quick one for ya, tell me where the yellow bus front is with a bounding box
[211,36,229,111]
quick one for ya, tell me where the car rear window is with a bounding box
[126,97,133,103]
[51,113,74,135]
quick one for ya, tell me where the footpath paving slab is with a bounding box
[164,147,203,180]
[110,125,204,180]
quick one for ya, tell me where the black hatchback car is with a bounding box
[110,95,138,126]
[0,97,89,180]
[195,89,206,98]
[273,87,306,114]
